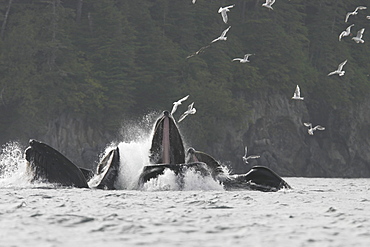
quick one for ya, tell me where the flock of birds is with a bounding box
[183,1,369,165]
[328,6,368,77]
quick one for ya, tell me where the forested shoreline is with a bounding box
[0,0,369,176]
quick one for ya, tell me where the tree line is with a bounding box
[0,0,369,150]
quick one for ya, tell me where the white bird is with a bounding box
[218,5,235,24]
[211,26,231,43]
[262,0,276,10]
[170,95,189,116]
[352,28,365,43]
[232,54,253,63]
[339,24,354,41]
[192,0,196,4]
[345,6,367,23]
[304,123,325,135]
[367,16,370,19]
[292,85,304,100]
[242,146,260,164]
[327,60,347,77]
[178,102,196,122]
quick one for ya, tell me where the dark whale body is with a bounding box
[224,166,291,192]
[149,111,185,165]
[24,139,120,189]
[185,147,290,192]
[25,139,89,188]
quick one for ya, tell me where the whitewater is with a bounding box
[1,124,370,246]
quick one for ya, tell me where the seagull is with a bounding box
[292,85,304,100]
[339,24,354,41]
[186,44,211,59]
[304,123,325,135]
[178,102,196,122]
[170,95,189,116]
[192,0,196,4]
[242,146,260,164]
[345,6,367,23]
[218,5,235,24]
[352,28,365,43]
[232,54,254,63]
[327,60,347,77]
[367,16,370,19]
[262,0,276,10]
[211,26,231,43]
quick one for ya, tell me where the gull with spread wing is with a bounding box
[170,95,189,116]
[211,26,231,43]
[345,6,367,22]
[327,60,347,77]
[262,0,276,10]
[352,28,365,43]
[218,5,235,24]
[232,54,253,63]
[304,123,325,135]
[292,85,304,100]
[242,146,260,164]
[178,102,196,123]
[339,24,354,41]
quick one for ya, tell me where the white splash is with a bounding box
[0,141,31,187]
[142,167,224,191]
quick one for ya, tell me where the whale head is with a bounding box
[149,111,185,165]
[25,139,88,188]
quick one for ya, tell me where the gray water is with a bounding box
[1,143,370,247]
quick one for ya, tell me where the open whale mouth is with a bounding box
[149,111,185,165]
[24,139,89,188]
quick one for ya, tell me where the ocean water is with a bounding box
[1,144,370,246]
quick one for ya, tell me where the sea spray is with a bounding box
[0,141,30,187]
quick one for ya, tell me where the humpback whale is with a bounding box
[23,111,291,191]
[90,147,120,189]
[25,139,121,189]
[25,139,89,188]
[186,147,224,178]
[185,146,290,191]
[139,111,210,186]
[149,111,185,164]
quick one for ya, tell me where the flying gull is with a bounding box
[339,24,354,41]
[345,6,367,23]
[327,60,347,77]
[170,95,189,116]
[304,123,325,135]
[211,26,231,43]
[232,54,254,63]
[242,146,260,164]
[178,102,196,123]
[186,44,211,59]
[262,0,276,10]
[352,28,365,43]
[218,5,235,24]
[292,85,304,100]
